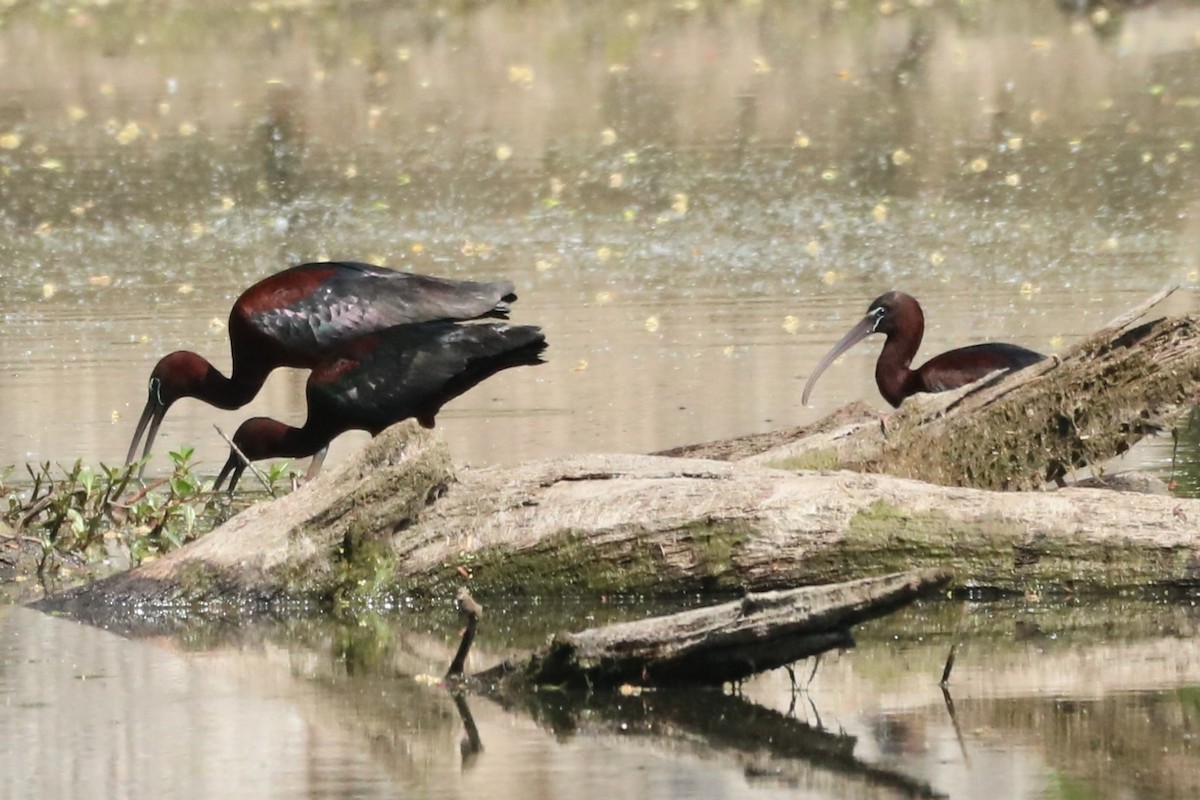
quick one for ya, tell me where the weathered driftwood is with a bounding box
[33,291,1200,609]
[469,569,950,688]
[38,420,1200,611]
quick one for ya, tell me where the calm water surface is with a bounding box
[0,0,1196,479]
[3,597,1199,800]
[4,1,1200,798]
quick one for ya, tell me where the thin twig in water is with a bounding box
[1169,428,1181,489]
[1168,406,1200,490]
[110,477,170,509]
[806,652,822,688]
[940,642,957,687]
[447,587,483,679]
[941,684,971,766]
[939,603,972,765]
[451,692,484,766]
[212,424,276,497]
[805,693,824,732]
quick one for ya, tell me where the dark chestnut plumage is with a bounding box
[213,321,547,493]
[802,290,1045,408]
[126,261,518,469]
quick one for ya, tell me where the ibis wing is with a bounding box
[321,262,517,327]
[238,262,518,357]
[305,322,546,436]
[918,343,1045,393]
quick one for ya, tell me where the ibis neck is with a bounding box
[875,331,923,408]
[198,365,266,410]
[190,358,275,410]
[263,423,331,460]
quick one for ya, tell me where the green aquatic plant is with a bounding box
[0,446,293,587]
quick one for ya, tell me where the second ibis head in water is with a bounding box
[801,291,1045,408]
[213,320,547,493]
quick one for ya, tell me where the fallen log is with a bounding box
[469,569,951,688]
[35,422,1200,610]
[32,291,1200,609]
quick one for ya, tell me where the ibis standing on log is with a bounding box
[802,291,1045,408]
[213,321,548,493]
[125,261,519,469]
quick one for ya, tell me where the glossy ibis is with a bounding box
[801,291,1045,408]
[213,321,547,493]
[126,261,518,469]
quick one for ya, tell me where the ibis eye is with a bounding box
[149,376,163,406]
[868,306,886,331]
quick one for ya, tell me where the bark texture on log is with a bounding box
[386,453,1200,596]
[478,569,950,688]
[41,427,1200,611]
[35,293,1200,610]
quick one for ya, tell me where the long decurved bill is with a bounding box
[801,315,877,406]
[125,398,166,475]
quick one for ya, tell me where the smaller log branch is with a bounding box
[475,568,951,689]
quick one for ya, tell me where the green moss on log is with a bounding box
[172,563,213,596]
[765,448,840,471]
[408,520,752,597]
[858,316,1200,490]
[264,554,330,598]
[788,501,1199,594]
[332,528,398,608]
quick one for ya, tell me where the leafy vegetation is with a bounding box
[0,446,298,588]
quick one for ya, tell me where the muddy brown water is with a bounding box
[2,2,1200,798]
